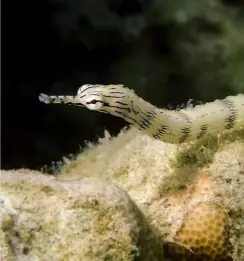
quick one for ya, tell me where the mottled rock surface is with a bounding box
[1,127,244,261]
[0,170,164,261]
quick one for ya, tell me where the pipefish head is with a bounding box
[77,84,132,116]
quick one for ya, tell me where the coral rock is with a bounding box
[0,170,164,261]
[175,202,231,260]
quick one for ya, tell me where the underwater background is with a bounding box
[2,1,244,260]
[2,0,244,170]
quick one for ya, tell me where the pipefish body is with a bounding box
[39,84,244,144]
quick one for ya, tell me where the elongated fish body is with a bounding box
[39,84,244,144]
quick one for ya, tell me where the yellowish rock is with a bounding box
[0,170,164,261]
[57,128,244,261]
[1,127,244,261]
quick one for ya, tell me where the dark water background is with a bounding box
[2,0,244,170]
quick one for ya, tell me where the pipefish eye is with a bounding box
[84,94,104,110]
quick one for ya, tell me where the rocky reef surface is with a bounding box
[1,128,244,261]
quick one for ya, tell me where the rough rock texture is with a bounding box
[0,170,164,261]
[1,127,244,261]
[58,127,244,261]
